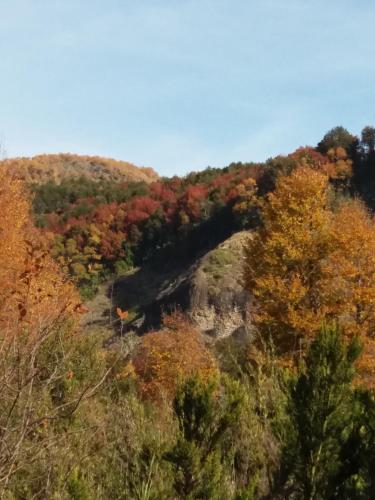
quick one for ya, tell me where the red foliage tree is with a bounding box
[125,196,161,225]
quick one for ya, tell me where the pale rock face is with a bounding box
[188,231,253,339]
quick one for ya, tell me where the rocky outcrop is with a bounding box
[105,231,253,339]
[82,229,253,340]
[188,231,253,338]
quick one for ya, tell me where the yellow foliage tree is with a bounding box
[244,165,375,376]
[244,166,332,354]
[320,201,375,380]
[233,177,258,214]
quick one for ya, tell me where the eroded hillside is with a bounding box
[81,231,253,341]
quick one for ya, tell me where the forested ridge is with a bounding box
[20,126,359,298]
[1,126,375,498]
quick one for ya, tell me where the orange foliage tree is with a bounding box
[290,145,352,182]
[0,170,96,485]
[321,200,375,380]
[244,165,375,374]
[0,170,80,338]
[244,166,332,353]
[324,146,353,181]
[132,312,217,402]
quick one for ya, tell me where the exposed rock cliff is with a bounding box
[189,231,252,338]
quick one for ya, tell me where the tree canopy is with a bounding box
[244,165,375,376]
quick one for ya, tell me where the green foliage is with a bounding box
[32,176,149,215]
[275,324,371,499]
[3,321,374,499]
[332,388,375,499]
[114,258,132,277]
[164,375,245,499]
[67,469,92,500]
[352,126,375,210]
[215,334,253,379]
[91,393,175,500]
[317,126,357,154]
[263,155,297,191]
[79,281,100,300]
[203,247,237,283]
[361,125,375,154]
[2,329,107,498]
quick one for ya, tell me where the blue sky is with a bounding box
[1,0,375,176]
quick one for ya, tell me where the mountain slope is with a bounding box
[1,153,158,184]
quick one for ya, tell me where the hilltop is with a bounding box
[0,153,158,184]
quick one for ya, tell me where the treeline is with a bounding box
[29,127,362,298]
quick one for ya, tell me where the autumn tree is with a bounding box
[289,147,327,171]
[290,145,353,184]
[0,169,104,490]
[0,170,80,334]
[232,177,259,227]
[132,312,217,402]
[324,146,353,182]
[244,166,332,355]
[244,165,375,370]
[320,200,375,381]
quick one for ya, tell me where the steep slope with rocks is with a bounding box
[189,231,252,338]
[82,231,253,341]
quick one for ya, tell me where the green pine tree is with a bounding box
[332,388,375,499]
[164,376,244,499]
[277,324,362,499]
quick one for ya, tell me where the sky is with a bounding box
[1,0,375,176]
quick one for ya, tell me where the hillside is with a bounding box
[17,133,363,305]
[2,126,375,497]
[29,159,264,298]
[1,153,158,184]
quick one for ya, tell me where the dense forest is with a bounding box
[24,127,360,298]
[1,126,375,498]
